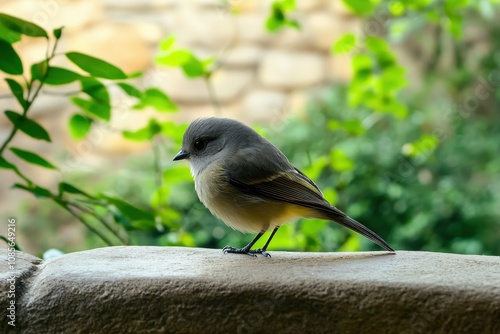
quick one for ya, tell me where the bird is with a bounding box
[173,117,395,257]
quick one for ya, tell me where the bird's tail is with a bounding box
[314,206,395,252]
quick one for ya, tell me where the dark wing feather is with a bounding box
[224,145,394,252]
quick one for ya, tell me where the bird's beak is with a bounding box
[173,150,190,161]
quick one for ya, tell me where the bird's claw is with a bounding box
[222,246,271,258]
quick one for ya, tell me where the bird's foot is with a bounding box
[222,246,271,258]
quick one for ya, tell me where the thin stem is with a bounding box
[58,202,115,246]
[152,138,163,188]
[204,76,221,116]
[0,129,18,155]
[68,202,129,245]
[0,36,61,155]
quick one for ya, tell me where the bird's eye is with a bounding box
[193,139,207,151]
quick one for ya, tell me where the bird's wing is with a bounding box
[226,147,395,252]
[225,145,333,211]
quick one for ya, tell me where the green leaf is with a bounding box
[265,16,282,32]
[68,114,92,140]
[342,119,366,136]
[402,134,438,159]
[265,1,300,33]
[5,78,26,108]
[330,148,354,172]
[150,186,170,209]
[379,66,406,91]
[58,182,94,198]
[30,60,48,81]
[301,219,328,237]
[280,0,297,11]
[134,88,177,112]
[13,183,52,198]
[332,33,356,54]
[118,82,142,99]
[0,13,48,38]
[446,14,463,39]
[341,0,374,16]
[14,184,51,198]
[110,207,134,230]
[5,111,51,141]
[10,147,56,169]
[163,165,193,184]
[0,24,21,43]
[352,54,372,72]
[266,2,285,32]
[323,188,338,205]
[0,156,16,170]
[0,39,23,75]
[53,27,63,39]
[43,67,81,85]
[127,71,143,78]
[156,49,192,67]
[182,56,205,78]
[301,156,328,181]
[131,219,156,231]
[71,97,111,121]
[102,195,155,221]
[66,52,127,79]
[122,119,161,141]
[158,35,176,51]
[80,77,110,104]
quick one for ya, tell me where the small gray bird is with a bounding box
[174,117,394,257]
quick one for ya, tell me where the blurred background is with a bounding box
[0,0,499,258]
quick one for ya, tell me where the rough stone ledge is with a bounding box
[2,247,500,333]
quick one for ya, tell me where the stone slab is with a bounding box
[6,247,500,333]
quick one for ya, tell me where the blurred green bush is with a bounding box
[2,1,500,257]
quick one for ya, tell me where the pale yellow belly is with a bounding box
[194,166,312,233]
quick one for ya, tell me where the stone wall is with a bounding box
[1,247,500,333]
[0,0,363,247]
[0,0,360,125]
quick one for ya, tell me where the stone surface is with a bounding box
[306,13,360,51]
[296,0,327,12]
[154,67,254,104]
[236,14,273,44]
[170,7,235,49]
[0,0,104,33]
[3,247,499,333]
[259,51,327,89]
[222,45,263,68]
[68,23,152,74]
[242,89,288,123]
[0,251,42,333]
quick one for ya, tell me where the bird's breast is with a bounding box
[193,164,311,233]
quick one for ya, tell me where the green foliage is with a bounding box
[10,147,56,169]
[0,13,48,38]
[341,0,376,16]
[133,88,177,112]
[5,111,50,141]
[65,52,128,79]
[156,36,212,79]
[266,0,301,32]
[333,35,408,118]
[2,2,499,257]
[0,39,23,74]
[0,14,179,248]
[68,114,92,140]
[331,33,357,54]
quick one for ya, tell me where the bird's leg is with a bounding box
[247,226,280,258]
[223,227,281,258]
[223,232,264,257]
